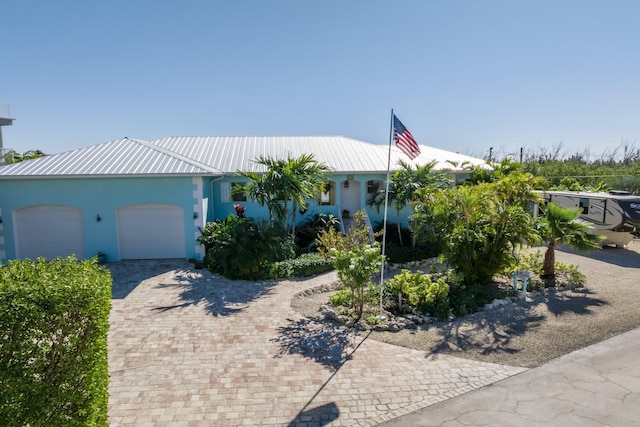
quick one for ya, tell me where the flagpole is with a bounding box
[379,109,394,316]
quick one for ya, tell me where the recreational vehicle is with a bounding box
[538,190,640,247]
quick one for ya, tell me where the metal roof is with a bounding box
[151,136,488,174]
[151,136,395,173]
[0,135,487,178]
[0,137,222,177]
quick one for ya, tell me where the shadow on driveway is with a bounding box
[153,269,278,317]
[271,318,356,372]
[108,259,185,299]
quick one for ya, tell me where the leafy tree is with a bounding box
[330,244,383,321]
[3,149,46,164]
[537,203,602,278]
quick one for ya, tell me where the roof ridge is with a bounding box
[129,137,223,174]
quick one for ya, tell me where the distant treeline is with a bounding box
[492,141,640,194]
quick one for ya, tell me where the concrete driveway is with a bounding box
[107,260,525,426]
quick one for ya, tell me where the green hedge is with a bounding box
[264,252,334,279]
[0,256,112,426]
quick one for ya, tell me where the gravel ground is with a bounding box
[291,241,640,368]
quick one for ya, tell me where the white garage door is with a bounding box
[15,205,85,260]
[117,204,186,259]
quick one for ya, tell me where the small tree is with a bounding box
[330,244,383,321]
[316,210,375,258]
[538,202,602,278]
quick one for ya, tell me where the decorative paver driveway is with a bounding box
[108,260,526,426]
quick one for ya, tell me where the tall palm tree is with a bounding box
[236,154,330,235]
[539,202,602,278]
[369,159,443,246]
[284,154,331,236]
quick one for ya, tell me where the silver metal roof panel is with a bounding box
[0,138,222,177]
[0,135,487,178]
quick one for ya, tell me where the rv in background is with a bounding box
[538,190,640,247]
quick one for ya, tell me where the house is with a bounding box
[0,136,486,263]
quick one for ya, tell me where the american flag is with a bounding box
[393,115,421,160]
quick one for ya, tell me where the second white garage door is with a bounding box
[117,204,186,259]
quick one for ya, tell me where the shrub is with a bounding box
[205,215,265,279]
[384,243,440,264]
[373,222,412,248]
[0,256,111,426]
[264,253,333,279]
[387,269,450,320]
[204,216,295,280]
[329,289,351,307]
[509,250,586,289]
[294,213,340,251]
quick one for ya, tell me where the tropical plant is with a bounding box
[368,159,449,246]
[294,213,340,251]
[235,154,331,235]
[387,269,450,319]
[536,202,602,278]
[204,215,265,279]
[412,171,541,285]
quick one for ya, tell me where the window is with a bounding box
[319,181,335,205]
[231,182,247,202]
[367,180,383,194]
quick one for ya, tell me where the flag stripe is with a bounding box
[393,115,420,160]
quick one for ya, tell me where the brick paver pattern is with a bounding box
[108,260,526,426]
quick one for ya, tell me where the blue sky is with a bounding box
[2,0,639,160]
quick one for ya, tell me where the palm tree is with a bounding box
[236,154,330,235]
[369,159,443,246]
[538,202,602,278]
[284,154,331,236]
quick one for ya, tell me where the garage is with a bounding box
[117,204,186,259]
[15,205,85,260]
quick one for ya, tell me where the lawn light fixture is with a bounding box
[96,215,102,222]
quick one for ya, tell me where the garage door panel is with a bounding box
[117,204,186,259]
[15,205,84,260]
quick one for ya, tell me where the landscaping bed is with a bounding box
[292,243,640,368]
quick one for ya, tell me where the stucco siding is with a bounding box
[0,177,201,262]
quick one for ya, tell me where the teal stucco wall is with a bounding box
[0,176,202,262]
